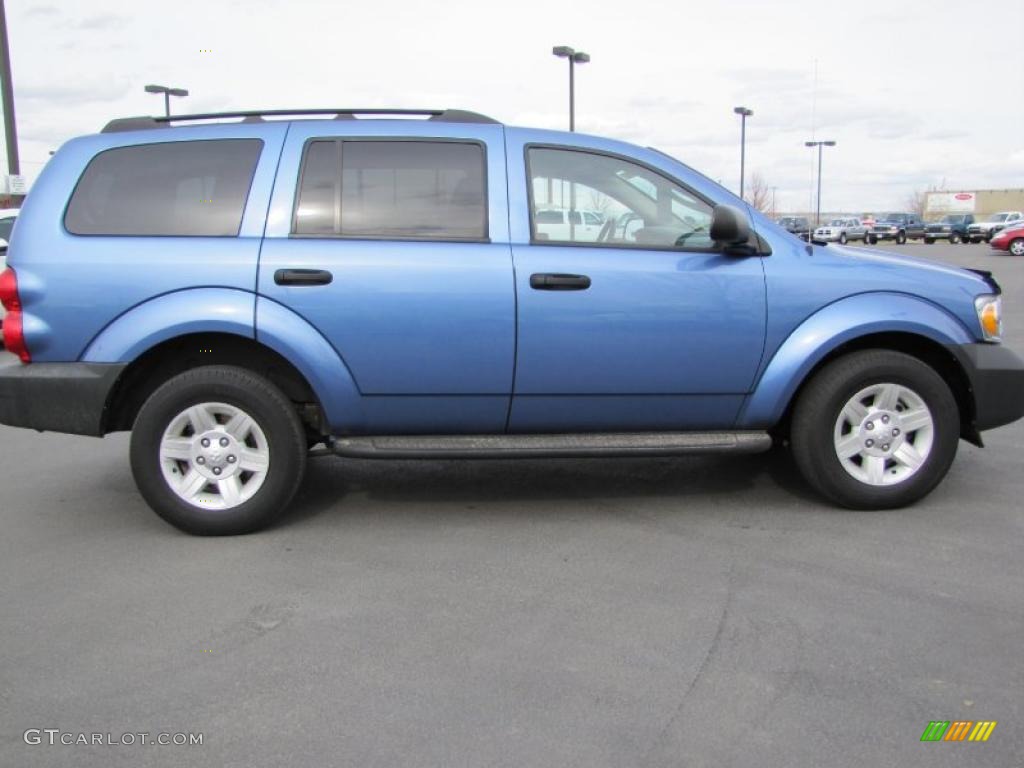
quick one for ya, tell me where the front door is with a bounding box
[506,138,767,432]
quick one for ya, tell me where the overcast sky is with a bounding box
[3,0,1022,212]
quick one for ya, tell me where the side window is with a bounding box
[65,139,262,236]
[0,216,16,241]
[528,147,713,249]
[294,140,487,240]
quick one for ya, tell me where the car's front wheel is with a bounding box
[896,231,907,245]
[791,350,959,509]
[129,366,307,535]
[839,232,848,244]
[950,233,961,244]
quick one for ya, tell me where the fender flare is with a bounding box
[738,292,975,428]
[80,288,364,432]
[81,288,257,363]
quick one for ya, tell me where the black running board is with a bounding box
[329,431,772,459]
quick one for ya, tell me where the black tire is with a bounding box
[971,237,981,244]
[839,232,848,244]
[896,230,907,245]
[949,233,961,244]
[923,237,934,244]
[790,350,959,509]
[129,366,307,535]
[866,234,877,245]
[1010,238,1024,257]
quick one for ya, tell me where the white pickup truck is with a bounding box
[967,211,1023,243]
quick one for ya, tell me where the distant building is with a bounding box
[925,189,1024,219]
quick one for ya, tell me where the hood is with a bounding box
[830,243,991,289]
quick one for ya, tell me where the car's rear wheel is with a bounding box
[839,232,848,244]
[1009,238,1024,256]
[130,366,307,535]
[791,350,959,509]
[896,231,907,245]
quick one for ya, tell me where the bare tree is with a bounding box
[744,171,771,213]
[905,184,942,217]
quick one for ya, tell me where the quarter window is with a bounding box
[528,147,713,249]
[65,139,262,236]
[294,140,487,240]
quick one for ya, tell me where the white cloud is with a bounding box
[2,0,1022,212]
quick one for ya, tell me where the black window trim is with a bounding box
[523,142,725,255]
[62,138,265,238]
[290,136,491,244]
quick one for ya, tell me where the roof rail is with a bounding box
[102,108,500,133]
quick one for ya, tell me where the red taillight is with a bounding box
[0,267,30,362]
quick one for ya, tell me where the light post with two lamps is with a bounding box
[552,46,590,132]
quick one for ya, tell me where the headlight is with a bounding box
[975,294,1002,342]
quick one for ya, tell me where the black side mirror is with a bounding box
[710,204,751,246]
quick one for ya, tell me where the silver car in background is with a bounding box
[812,217,868,244]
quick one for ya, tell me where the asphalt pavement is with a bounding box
[1,241,1021,767]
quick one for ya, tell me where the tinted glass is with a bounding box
[339,141,486,239]
[294,140,339,235]
[65,140,262,236]
[529,148,713,249]
[0,216,15,241]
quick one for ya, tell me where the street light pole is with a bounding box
[733,106,753,199]
[0,0,20,177]
[144,84,189,117]
[552,46,590,131]
[805,140,836,227]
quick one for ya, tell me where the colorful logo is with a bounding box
[921,721,997,742]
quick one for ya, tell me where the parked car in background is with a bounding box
[0,108,1022,534]
[924,214,975,244]
[777,216,810,239]
[867,213,926,245]
[989,221,1024,256]
[967,211,1023,243]
[534,208,604,242]
[812,217,868,244]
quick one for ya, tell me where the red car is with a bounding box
[989,222,1024,256]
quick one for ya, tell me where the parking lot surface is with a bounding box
[1,242,1021,767]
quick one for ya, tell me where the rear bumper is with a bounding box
[951,343,1024,432]
[0,361,126,436]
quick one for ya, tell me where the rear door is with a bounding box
[259,121,515,433]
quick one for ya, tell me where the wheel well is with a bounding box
[772,332,976,443]
[102,333,326,437]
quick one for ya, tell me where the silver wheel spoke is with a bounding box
[842,400,869,424]
[238,448,269,472]
[180,469,209,499]
[225,411,254,441]
[218,476,243,506]
[875,383,901,411]
[892,443,925,471]
[864,455,886,485]
[161,437,193,460]
[835,434,862,459]
[899,408,932,433]
[187,404,216,433]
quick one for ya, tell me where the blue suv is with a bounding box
[1,108,1022,534]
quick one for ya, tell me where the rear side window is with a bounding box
[65,139,262,236]
[293,140,487,240]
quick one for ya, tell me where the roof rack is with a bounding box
[102,108,500,133]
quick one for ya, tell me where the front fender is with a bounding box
[738,292,975,428]
[81,288,256,363]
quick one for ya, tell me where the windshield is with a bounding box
[942,215,965,224]
[879,214,903,221]
[828,219,844,226]
[989,213,1009,222]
